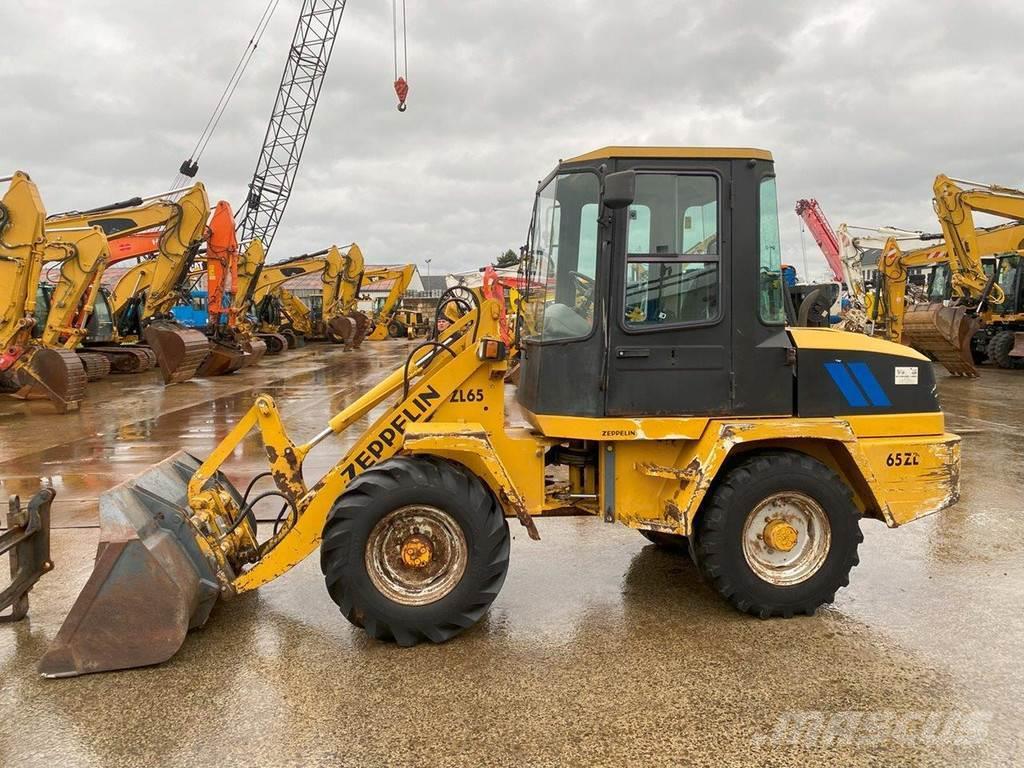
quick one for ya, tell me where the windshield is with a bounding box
[523,172,600,341]
[994,255,1019,313]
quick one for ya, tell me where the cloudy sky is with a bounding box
[3,0,1024,279]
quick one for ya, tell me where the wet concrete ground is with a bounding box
[1,348,1022,767]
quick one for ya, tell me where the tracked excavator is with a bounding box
[251,244,369,351]
[872,175,1024,376]
[364,264,418,340]
[190,201,266,374]
[0,172,110,412]
[40,148,961,678]
[45,184,214,383]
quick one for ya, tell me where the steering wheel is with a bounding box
[568,271,596,315]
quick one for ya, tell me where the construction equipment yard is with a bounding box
[2,347,1021,766]
[9,2,1024,767]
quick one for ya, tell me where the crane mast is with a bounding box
[795,198,843,282]
[239,0,349,256]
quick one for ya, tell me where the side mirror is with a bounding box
[602,170,635,210]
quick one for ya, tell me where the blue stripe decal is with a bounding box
[824,362,868,407]
[847,362,891,407]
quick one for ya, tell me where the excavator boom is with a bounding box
[0,172,94,412]
[48,185,213,383]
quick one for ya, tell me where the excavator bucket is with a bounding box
[243,336,268,365]
[327,314,353,345]
[38,451,247,678]
[8,348,88,413]
[196,338,248,377]
[1011,333,1024,360]
[143,321,210,384]
[902,303,980,377]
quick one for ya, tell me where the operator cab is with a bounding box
[517,147,792,418]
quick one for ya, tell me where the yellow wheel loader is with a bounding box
[41,148,961,678]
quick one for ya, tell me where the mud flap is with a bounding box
[38,452,241,678]
[902,303,980,377]
[144,321,210,384]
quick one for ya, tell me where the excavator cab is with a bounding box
[42,148,961,678]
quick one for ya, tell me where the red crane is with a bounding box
[795,199,843,283]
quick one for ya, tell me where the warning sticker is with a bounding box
[894,366,918,385]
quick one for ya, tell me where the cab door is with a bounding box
[605,168,733,416]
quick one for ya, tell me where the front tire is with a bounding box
[693,451,862,618]
[320,457,510,646]
[986,330,1024,369]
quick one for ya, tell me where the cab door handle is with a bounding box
[616,348,649,358]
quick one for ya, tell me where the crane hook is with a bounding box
[394,77,409,112]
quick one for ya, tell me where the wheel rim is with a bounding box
[365,505,468,605]
[741,491,831,586]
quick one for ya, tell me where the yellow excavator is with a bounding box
[45,185,214,383]
[0,172,109,412]
[40,148,960,677]
[873,175,1024,376]
[363,263,421,340]
[251,244,369,351]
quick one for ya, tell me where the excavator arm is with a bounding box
[0,174,111,410]
[47,184,213,384]
[878,219,1024,376]
[365,264,415,340]
[932,175,1023,301]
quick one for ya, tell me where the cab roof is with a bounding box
[565,146,774,163]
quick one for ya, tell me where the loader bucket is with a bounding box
[11,348,87,413]
[38,451,246,678]
[902,303,980,377]
[143,321,210,384]
[196,339,247,377]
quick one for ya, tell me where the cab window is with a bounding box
[759,177,786,324]
[623,174,719,328]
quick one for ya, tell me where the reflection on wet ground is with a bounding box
[1,356,1022,766]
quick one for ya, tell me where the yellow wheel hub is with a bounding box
[762,520,799,552]
[400,534,434,569]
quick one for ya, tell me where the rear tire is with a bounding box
[320,457,510,646]
[387,320,404,338]
[693,451,862,618]
[639,529,689,552]
[986,330,1024,369]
